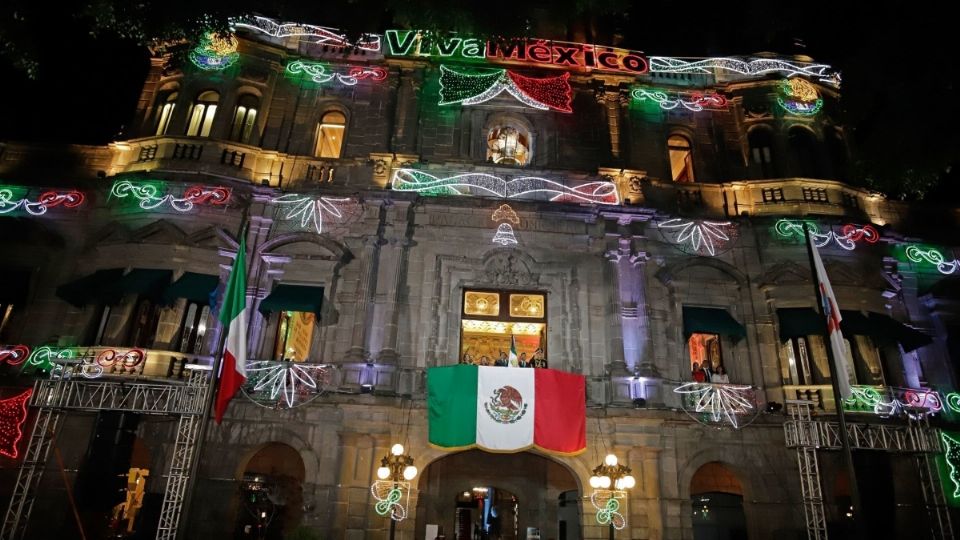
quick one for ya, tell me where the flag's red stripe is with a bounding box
[214,349,246,423]
[533,369,586,453]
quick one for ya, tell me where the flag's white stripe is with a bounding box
[475,366,535,450]
[226,309,248,378]
[810,235,852,399]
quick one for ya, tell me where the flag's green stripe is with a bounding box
[219,232,247,324]
[428,365,478,447]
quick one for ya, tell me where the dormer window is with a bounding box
[487,126,530,166]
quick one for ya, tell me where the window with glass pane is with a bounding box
[273,311,316,361]
[229,95,258,143]
[177,301,210,354]
[668,135,695,182]
[155,92,178,136]
[487,126,530,165]
[186,91,220,137]
[315,111,346,158]
[748,128,775,178]
[128,298,161,348]
[460,289,547,368]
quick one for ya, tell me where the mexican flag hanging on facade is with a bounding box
[428,365,586,455]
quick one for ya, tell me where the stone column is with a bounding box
[372,201,413,365]
[393,69,423,154]
[595,84,627,162]
[605,237,653,375]
[345,234,383,362]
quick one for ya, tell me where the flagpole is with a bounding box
[802,222,867,540]
[177,211,250,540]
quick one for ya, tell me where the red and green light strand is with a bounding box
[438,65,572,113]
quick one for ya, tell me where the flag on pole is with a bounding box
[427,365,586,454]
[508,334,519,367]
[809,232,853,400]
[214,231,248,423]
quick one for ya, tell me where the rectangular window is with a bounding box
[460,289,547,368]
[802,187,829,203]
[273,311,316,361]
[761,187,784,202]
[783,336,815,385]
[688,333,724,382]
[177,302,210,355]
[315,124,345,158]
[186,104,217,137]
[128,298,161,348]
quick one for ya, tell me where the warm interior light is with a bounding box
[377,466,390,480]
[391,443,404,456]
[403,465,418,480]
[605,454,618,467]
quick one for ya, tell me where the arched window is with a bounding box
[486,126,530,166]
[154,91,178,136]
[668,135,695,182]
[315,111,346,158]
[748,128,775,178]
[185,91,219,137]
[788,127,821,178]
[229,94,259,143]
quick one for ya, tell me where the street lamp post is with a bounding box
[376,443,418,540]
[589,453,635,540]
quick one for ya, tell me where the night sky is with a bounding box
[1,2,955,197]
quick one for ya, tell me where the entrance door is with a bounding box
[416,450,579,540]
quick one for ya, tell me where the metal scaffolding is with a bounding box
[784,400,954,540]
[0,364,210,540]
[785,400,828,540]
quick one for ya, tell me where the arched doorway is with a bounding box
[236,442,305,539]
[690,462,747,540]
[415,450,580,540]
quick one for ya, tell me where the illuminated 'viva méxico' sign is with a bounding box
[385,30,648,75]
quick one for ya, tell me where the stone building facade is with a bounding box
[1,16,959,540]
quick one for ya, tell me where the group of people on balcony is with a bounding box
[460,348,548,368]
[692,362,729,384]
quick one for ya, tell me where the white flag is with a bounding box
[809,232,853,399]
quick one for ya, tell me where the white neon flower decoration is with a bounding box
[272,194,355,234]
[674,382,758,429]
[242,361,333,409]
[658,219,735,257]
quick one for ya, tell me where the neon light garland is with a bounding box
[189,32,240,71]
[25,346,73,372]
[0,345,30,366]
[271,194,354,234]
[371,480,409,521]
[286,60,387,86]
[673,382,758,429]
[941,432,960,499]
[777,78,823,116]
[905,245,959,275]
[391,169,619,205]
[232,15,381,52]
[774,220,879,251]
[0,389,32,459]
[0,186,84,216]
[438,65,572,113]
[631,88,727,112]
[658,219,735,257]
[242,361,333,409]
[842,385,943,419]
[648,57,838,86]
[946,392,960,413]
[491,204,520,224]
[590,490,626,530]
[110,180,231,212]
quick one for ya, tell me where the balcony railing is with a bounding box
[783,384,943,418]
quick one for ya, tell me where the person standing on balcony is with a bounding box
[711,365,729,384]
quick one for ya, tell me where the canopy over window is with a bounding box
[56,268,125,307]
[110,269,173,300]
[775,307,932,351]
[258,285,324,316]
[164,272,219,304]
[683,306,746,340]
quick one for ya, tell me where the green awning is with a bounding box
[164,272,219,304]
[109,269,173,299]
[777,308,824,341]
[867,313,933,352]
[56,268,125,308]
[683,306,746,340]
[258,284,324,316]
[0,268,32,305]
